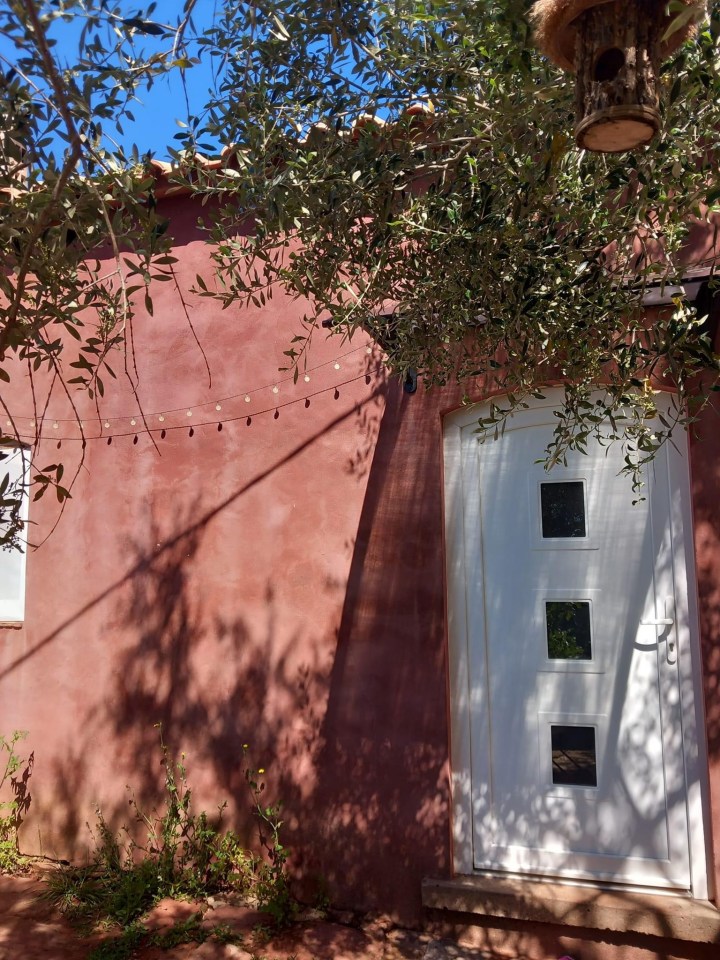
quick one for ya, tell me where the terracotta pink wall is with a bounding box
[689,391,720,905]
[0,195,451,923]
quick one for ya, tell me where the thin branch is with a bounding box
[172,0,199,59]
[169,264,212,388]
[0,0,86,356]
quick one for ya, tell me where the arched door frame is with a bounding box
[442,389,712,898]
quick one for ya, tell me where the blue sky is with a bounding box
[0,0,223,160]
[0,0,377,163]
[110,0,222,159]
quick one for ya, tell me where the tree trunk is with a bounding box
[574,0,664,153]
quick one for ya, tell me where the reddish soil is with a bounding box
[0,874,433,960]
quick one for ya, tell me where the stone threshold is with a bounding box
[422,875,720,944]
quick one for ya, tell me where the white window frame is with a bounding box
[0,444,31,624]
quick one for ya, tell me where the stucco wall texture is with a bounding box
[1,194,719,959]
[0,196,452,924]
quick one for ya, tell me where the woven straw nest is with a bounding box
[530,0,705,73]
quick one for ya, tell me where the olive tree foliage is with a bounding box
[187,0,720,481]
[0,0,186,545]
[0,0,719,546]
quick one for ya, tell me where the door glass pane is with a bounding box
[546,601,592,660]
[540,481,586,538]
[551,725,597,786]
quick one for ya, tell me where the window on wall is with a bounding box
[0,445,31,623]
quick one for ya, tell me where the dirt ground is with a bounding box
[0,874,449,960]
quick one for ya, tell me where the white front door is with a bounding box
[445,391,708,893]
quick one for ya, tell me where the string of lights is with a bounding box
[5,344,379,442]
[10,368,381,443]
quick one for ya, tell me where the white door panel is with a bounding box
[452,395,698,889]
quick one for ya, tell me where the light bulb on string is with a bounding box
[186,410,193,417]
[244,395,251,403]
[158,415,165,423]
[52,422,59,429]
[215,403,222,412]
[104,421,110,429]
[366,346,372,354]
[304,374,310,383]
[272,385,279,394]
[334,362,341,370]
[130,418,136,426]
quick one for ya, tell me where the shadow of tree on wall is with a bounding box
[308,381,450,921]
[25,378,450,926]
[688,408,720,910]
[692,471,720,759]
[15,381,720,955]
[86,507,299,850]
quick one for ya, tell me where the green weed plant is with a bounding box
[45,727,295,937]
[0,730,31,874]
[246,758,296,929]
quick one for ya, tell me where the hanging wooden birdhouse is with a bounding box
[530,0,705,153]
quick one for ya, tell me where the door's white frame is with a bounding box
[443,392,712,899]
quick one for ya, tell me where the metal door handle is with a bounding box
[641,598,676,664]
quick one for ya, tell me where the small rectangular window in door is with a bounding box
[545,601,592,660]
[540,481,586,538]
[551,725,597,786]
